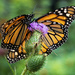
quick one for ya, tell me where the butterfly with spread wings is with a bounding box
[0,6,75,63]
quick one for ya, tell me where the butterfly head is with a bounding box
[22,14,34,25]
[26,14,34,21]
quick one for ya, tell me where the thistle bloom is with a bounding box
[28,22,49,35]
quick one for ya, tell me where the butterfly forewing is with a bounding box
[1,15,29,49]
[54,6,75,28]
[1,15,25,34]
[36,6,75,28]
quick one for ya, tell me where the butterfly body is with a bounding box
[0,6,75,63]
[21,14,34,25]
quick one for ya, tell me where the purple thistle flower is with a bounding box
[28,22,49,35]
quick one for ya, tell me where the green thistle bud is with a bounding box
[27,55,45,72]
[25,31,41,56]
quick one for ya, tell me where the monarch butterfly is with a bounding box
[0,6,75,63]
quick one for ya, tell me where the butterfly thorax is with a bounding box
[23,14,34,26]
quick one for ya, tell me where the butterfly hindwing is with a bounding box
[7,41,26,63]
[7,49,26,63]
[39,22,68,55]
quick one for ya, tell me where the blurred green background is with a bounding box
[0,0,75,75]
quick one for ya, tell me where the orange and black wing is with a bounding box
[35,6,75,55]
[7,29,32,63]
[1,15,29,49]
[39,22,68,55]
[0,15,32,63]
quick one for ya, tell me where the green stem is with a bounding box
[21,67,27,75]
[14,67,16,75]
[21,31,42,75]
[5,56,15,75]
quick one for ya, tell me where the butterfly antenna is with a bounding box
[32,4,37,14]
[52,51,58,56]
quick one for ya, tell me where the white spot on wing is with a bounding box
[66,13,70,17]
[59,13,63,15]
[61,8,63,10]
[64,9,67,13]
[11,49,15,52]
[58,11,61,13]
[55,9,58,12]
